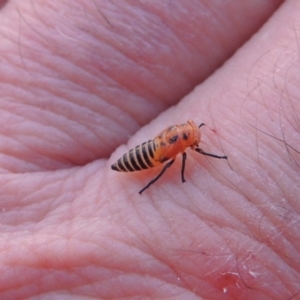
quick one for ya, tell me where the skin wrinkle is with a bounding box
[3,103,88,143]
[238,263,280,297]
[140,255,201,298]
[17,9,61,54]
[165,166,240,232]
[192,151,253,205]
[219,120,293,195]
[1,123,85,166]
[77,7,184,103]
[1,44,101,99]
[145,1,219,74]
[174,222,240,279]
[126,202,179,260]
[263,245,299,294]
[66,59,158,136]
[0,134,71,168]
[106,244,178,287]
[261,210,300,255]
[264,224,300,277]
[243,137,300,212]
[0,171,83,225]
[77,239,180,294]
[187,189,249,238]
[84,2,204,99]
[193,153,300,274]
[6,150,71,172]
[258,258,296,297]
[124,198,211,260]
[245,226,299,288]
[11,187,59,215]
[150,206,227,260]
[219,237,277,295]
[219,168,295,257]
[0,154,38,173]
[126,6,200,85]
[14,7,163,129]
[29,269,86,298]
[1,84,136,163]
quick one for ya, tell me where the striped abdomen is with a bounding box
[111,140,157,172]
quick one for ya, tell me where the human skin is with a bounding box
[0,0,299,299]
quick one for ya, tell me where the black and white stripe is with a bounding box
[111,140,156,172]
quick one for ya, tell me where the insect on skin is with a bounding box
[111,120,227,194]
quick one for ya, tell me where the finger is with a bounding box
[0,0,283,172]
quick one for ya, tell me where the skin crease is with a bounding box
[0,0,300,299]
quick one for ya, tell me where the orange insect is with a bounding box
[111,120,227,194]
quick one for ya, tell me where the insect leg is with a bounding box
[139,159,175,194]
[195,148,227,160]
[198,123,205,128]
[181,152,187,183]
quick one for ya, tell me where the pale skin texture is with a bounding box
[0,0,300,299]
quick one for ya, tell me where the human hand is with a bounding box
[1,1,299,299]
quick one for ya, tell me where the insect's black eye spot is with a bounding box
[169,135,178,144]
[182,133,189,140]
